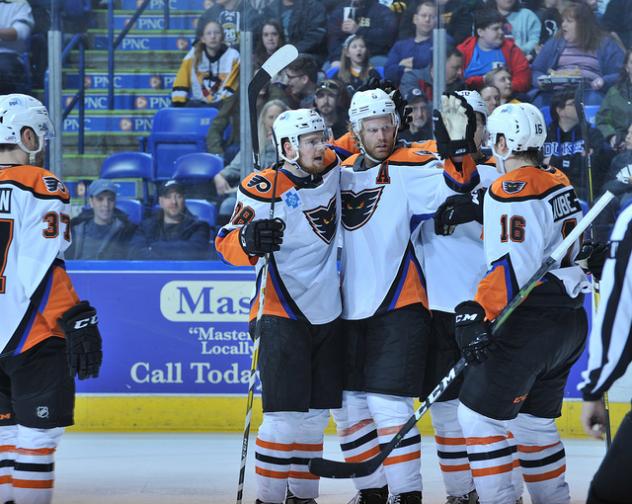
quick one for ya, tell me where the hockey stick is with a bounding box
[236,44,299,504]
[309,190,616,479]
[574,82,613,448]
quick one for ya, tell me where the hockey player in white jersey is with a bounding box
[0,94,103,504]
[453,103,588,504]
[215,109,343,504]
[418,90,501,504]
[331,88,480,504]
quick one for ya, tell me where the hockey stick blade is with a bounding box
[309,190,615,480]
[248,44,298,168]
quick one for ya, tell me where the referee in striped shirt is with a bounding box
[579,201,632,504]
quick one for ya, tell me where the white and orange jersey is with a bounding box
[215,150,341,325]
[420,158,501,313]
[339,146,480,320]
[474,165,588,321]
[0,165,79,356]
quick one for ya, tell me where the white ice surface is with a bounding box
[53,433,605,503]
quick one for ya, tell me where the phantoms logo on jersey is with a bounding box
[502,181,526,194]
[341,186,383,230]
[246,174,271,193]
[0,188,11,213]
[304,195,337,244]
[42,176,67,194]
[549,188,581,221]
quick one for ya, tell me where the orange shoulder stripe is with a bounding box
[332,131,359,155]
[410,139,437,154]
[387,146,438,165]
[239,169,295,201]
[341,153,360,168]
[489,166,569,202]
[0,165,70,202]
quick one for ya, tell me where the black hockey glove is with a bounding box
[455,301,494,365]
[575,241,609,281]
[432,92,477,160]
[239,218,285,256]
[59,301,103,380]
[434,188,486,236]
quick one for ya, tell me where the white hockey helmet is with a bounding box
[455,90,487,119]
[272,108,326,163]
[487,102,546,161]
[0,94,54,160]
[349,88,399,134]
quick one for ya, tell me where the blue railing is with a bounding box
[107,0,171,109]
[61,33,87,154]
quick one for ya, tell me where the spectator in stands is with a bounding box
[67,180,137,260]
[172,20,240,107]
[602,0,632,50]
[536,0,563,50]
[254,19,285,70]
[457,8,531,93]
[327,0,397,66]
[314,79,349,138]
[0,0,34,94]
[196,0,258,48]
[385,1,447,87]
[129,180,211,260]
[492,0,541,60]
[398,87,432,142]
[484,65,520,104]
[480,84,501,114]
[281,55,319,109]
[543,89,612,201]
[400,47,465,99]
[214,100,289,224]
[596,49,632,151]
[260,0,327,63]
[593,123,632,240]
[531,2,624,107]
[330,35,381,92]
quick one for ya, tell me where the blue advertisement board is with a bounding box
[69,261,260,395]
[68,261,590,398]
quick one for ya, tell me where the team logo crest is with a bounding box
[246,174,271,193]
[341,186,384,230]
[42,176,67,194]
[304,196,337,244]
[502,181,526,194]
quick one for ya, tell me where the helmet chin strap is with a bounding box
[491,144,511,174]
[18,135,43,166]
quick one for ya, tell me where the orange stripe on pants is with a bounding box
[383,451,420,466]
[440,463,471,473]
[345,445,381,463]
[471,460,519,477]
[255,438,293,452]
[523,465,566,483]
[255,467,289,479]
[12,479,54,489]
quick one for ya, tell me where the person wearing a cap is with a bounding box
[314,79,349,138]
[398,87,433,143]
[129,180,211,260]
[66,179,137,260]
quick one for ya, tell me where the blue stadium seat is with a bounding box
[116,199,143,225]
[326,67,338,79]
[185,199,217,227]
[540,106,551,126]
[375,66,384,78]
[100,152,154,203]
[173,153,224,181]
[147,107,219,180]
[584,105,599,127]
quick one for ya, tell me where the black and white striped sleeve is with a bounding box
[579,203,632,401]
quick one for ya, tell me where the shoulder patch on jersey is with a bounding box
[549,188,581,222]
[42,175,67,194]
[341,186,383,230]
[240,169,294,202]
[0,188,12,213]
[501,180,527,194]
[246,174,272,193]
[304,195,337,244]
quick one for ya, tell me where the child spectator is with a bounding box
[484,65,520,103]
[492,0,541,60]
[400,47,465,99]
[457,8,531,92]
[330,35,381,92]
[480,84,501,114]
[172,20,240,106]
[0,0,34,94]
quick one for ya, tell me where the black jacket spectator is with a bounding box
[129,209,211,260]
[260,0,327,61]
[67,208,136,260]
[602,0,632,50]
[327,0,397,62]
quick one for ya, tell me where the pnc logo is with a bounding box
[160,280,251,322]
